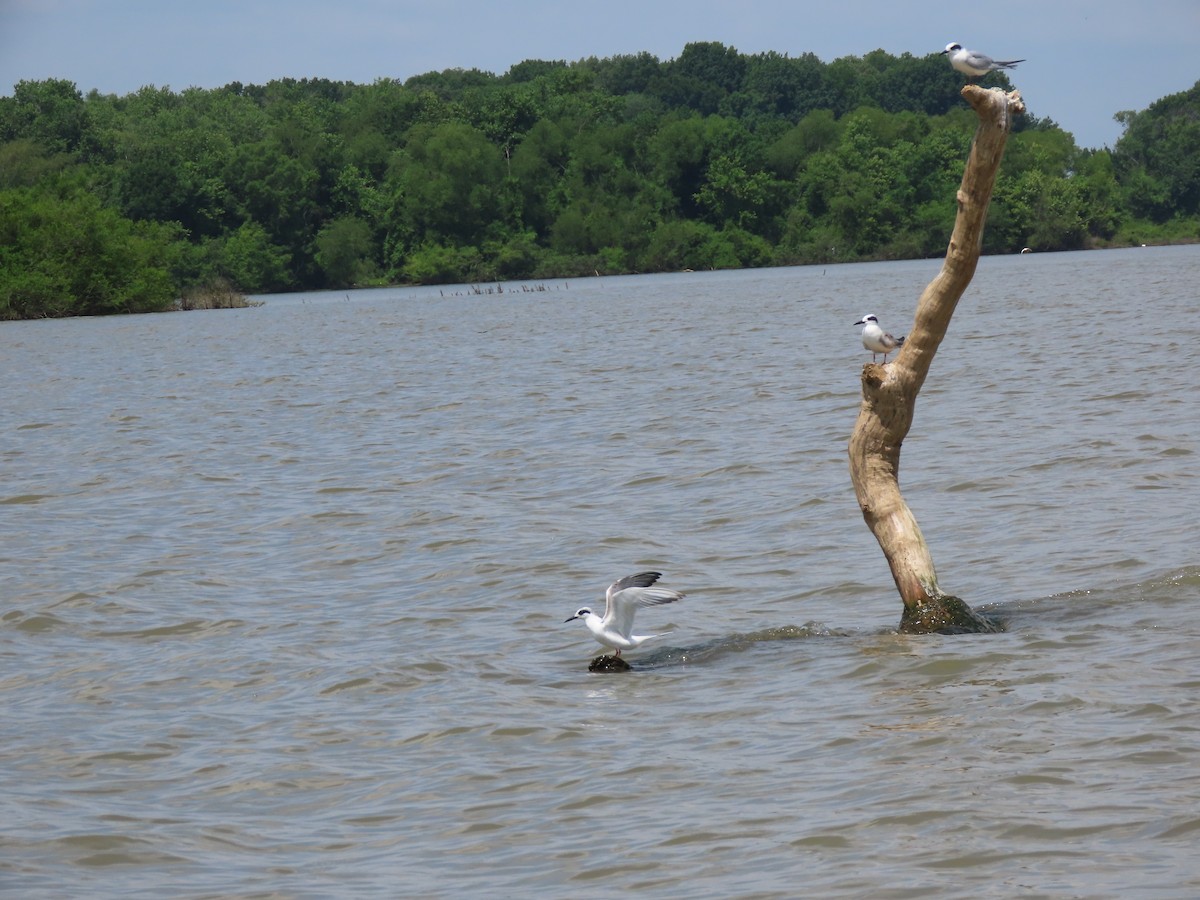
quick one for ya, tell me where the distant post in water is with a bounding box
[847,86,1025,633]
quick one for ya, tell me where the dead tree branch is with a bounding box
[847,86,1025,634]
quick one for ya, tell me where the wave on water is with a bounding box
[594,566,1200,673]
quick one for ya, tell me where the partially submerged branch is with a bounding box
[848,87,1024,634]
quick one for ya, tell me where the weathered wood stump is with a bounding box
[848,87,1024,634]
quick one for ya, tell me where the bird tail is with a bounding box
[896,335,906,347]
[634,630,674,644]
[997,59,1024,68]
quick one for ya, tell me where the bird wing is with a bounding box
[606,571,663,599]
[964,50,997,69]
[603,572,684,638]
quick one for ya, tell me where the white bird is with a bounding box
[854,314,906,363]
[565,571,683,657]
[940,42,1024,79]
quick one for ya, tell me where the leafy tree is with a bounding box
[0,79,93,154]
[1073,150,1121,239]
[1113,80,1200,221]
[508,117,573,233]
[458,82,543,159]
[646,113,729,218]
[505,59,568,84]
[648,42,747,115]
[404,67,497,98]
[488,230,542,278]
[383,121,505,273]
[640,219,723,270]
[0,139,74,188]
[823,56,879,117]
[695,153,782,233]
[0,183,179,318]
[874,52,961,116]
[990,169,1087,251]
[314,216,379,287]
[1003,127,1079,180]
[402,242,485,283]
[765,109,841,178]
[337,78,432,154]
[212,221,293,292]
[735,51,816,120]
[223,140,321,271]
[673,42,746,95]
[585,52,662,97]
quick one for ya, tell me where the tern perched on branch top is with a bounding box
[940,42,1024,79]
[565,571,683,656]
[854,314,906,363]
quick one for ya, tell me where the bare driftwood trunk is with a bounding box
[848,86,1025,634]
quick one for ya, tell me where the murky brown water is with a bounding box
[3,246,1198,897]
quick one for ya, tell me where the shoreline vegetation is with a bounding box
[176,279,261,311]
[2,42,1198,320]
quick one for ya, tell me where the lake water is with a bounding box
[2,246,1198,898]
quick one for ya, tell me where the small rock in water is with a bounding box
[588,654,632,673]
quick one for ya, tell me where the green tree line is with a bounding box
[1,42,1197,318]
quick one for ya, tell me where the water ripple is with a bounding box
[2,248,1199,896]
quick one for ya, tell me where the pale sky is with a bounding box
[1,0,1197,149]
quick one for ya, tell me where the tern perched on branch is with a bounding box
[854,314,906,363]
[565,571,683,656]
[940,42,1024,79]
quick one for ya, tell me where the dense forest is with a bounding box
[1,42,1198,318]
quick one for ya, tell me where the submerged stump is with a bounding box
[899,593,1005,635]
[588,654,632,673]
[848,86,1025,635]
